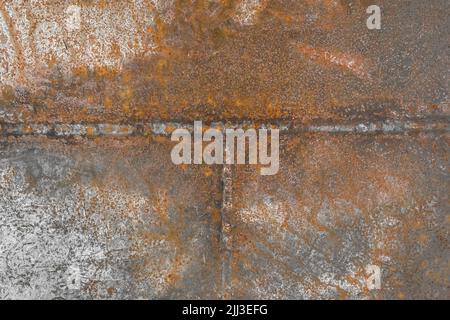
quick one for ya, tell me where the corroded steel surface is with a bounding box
[0,136,222,299]
[0,0,448,123]
[0,0,449,299]
[226,133,449,299]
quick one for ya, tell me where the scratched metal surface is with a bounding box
[0,0,449,299]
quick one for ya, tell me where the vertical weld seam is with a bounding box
[220,164,233,300]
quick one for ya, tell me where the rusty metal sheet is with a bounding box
[0,0,448,301]
[225,133,449,299]
[0,0,448,123]
[0,136,222,299]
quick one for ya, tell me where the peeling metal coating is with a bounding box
[0,0,449,299]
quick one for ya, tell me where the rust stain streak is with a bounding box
[0,1,25,82]
[293,42,371,80]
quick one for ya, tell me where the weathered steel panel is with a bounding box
[0,136,222,299]
[225,133,449,299]
[0,0,448,123]
[0,0,448,300]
